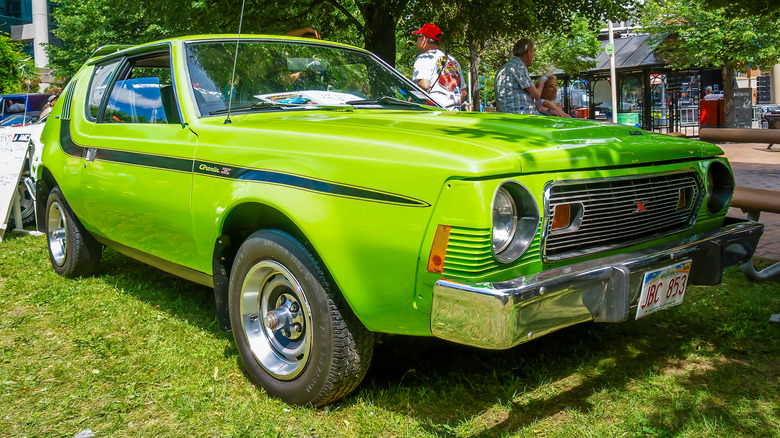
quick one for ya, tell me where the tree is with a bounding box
[0,33,35,94]
[703,0,780,15]
[640,0,780,127]
[533,14,602,77]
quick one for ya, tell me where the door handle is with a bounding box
[85,148,97,162]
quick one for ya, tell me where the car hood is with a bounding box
[200,109,723,176]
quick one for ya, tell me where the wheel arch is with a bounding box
[211,201,333,332]
[35,166,57,232]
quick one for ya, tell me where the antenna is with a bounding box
[225,0,247,125]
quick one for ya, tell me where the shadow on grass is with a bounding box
[96,247,228,341]
[356,271,779,436]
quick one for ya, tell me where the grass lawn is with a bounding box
[1,234,778,437]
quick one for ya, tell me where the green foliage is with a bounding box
[533,14,603,77]
[703,0,780,15]
[640,0,780,72]
[47,0,365,79]
[47,0,175,79]
[0,33,35,94]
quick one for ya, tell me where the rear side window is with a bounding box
[102,52,180,124]
[86,59,122,121]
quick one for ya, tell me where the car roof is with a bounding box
[0,93,52,98]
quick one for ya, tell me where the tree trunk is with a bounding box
[469,41,481,111]
[360,3,398,67]
[723,65,735,128]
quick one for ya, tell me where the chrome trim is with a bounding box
[541,169,704,262]
[705,160,735,214]
[492,180,539,263]
[431,218,762,350]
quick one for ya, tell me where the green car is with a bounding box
[37,35,762,406]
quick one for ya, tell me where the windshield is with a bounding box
[185,40,435,116]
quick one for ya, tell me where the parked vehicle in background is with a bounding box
[0,113,38,128]
[0,93,53,122]
[36,35,762,406]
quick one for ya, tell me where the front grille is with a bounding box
[543,171,703,260]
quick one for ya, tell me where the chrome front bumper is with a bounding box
[431,218,763,350]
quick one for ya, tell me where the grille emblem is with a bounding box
[633,201,647,213]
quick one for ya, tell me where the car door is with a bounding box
[79,47,200,270]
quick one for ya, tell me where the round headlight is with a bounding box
[492,182,540,263]
[492,187,517,254]
[706,161,734,214]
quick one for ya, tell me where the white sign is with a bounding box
[0,131,32,238]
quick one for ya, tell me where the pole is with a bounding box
[32,0,50,91]
[468,70,473,111]
[609,21,618,124]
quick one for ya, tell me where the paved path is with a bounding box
[717,143,780,261]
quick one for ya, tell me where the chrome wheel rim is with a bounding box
[47,201,68,266]
[240,260,312,380]
[18,182,34,220]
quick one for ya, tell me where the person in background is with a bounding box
[536,75,570,117]
[411,23,467,111]
[703,85,722,100]
[285,27,321,39]
[495,39,561,116]
[8,99,26,113]
[39,94,58,120]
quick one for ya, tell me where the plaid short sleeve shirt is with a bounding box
[495,57,535,115]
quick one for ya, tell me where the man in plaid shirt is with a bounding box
[495,39,552,115]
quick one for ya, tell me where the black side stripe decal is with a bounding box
[58,123,429,207]
[194,164,429,206]
[97,149,193,173]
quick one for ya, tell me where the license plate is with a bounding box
[636,260,692,319]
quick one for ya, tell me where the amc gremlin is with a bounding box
[37,35,762,406]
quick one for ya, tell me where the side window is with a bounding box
[86,59,122,121]
[102,51,180,124]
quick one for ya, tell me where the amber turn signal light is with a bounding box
[427,225,451,273]
[551,204,571,230]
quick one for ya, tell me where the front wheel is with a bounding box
[228,230,375,406]
[46,187,102,277]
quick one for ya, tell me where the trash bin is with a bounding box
[574,108,589,119]
[699,99,723,128]
[617,113,639,127]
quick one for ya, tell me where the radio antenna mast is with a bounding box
[225,0,246,124]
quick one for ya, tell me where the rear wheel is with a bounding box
[228,229,374,406]
[46,187,102,277]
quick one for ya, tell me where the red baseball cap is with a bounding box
[412,23,442,41]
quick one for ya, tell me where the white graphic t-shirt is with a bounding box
[412,49,466,111]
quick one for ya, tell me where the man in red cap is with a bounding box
[411,23,467,111]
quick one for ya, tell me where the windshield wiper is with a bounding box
[345,96,431,109]
[209,102,303,115]
[210,101,355,116]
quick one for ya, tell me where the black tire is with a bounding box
[45,186,102,277]
[228,229,375,406]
